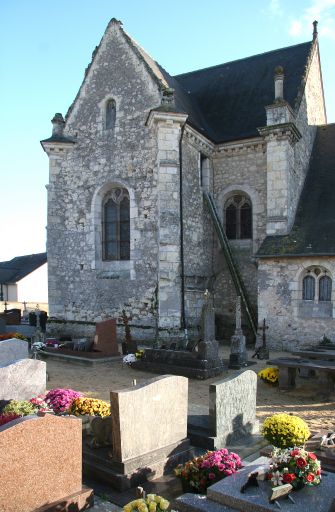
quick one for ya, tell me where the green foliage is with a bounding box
[3,400,37,416]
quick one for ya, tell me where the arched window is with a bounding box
[319,275,332,301]
[102,188,130,260]
[224,194,252,239]
[105,99,116,130]
[303,275,315,300]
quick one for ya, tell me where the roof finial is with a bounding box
[51,113,65,137]
[161,88,175,109]
[274,66,284,102]
[313,20,318,41]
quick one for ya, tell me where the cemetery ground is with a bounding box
[45,344,335,435]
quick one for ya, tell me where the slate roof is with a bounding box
[172,41,313,142]
[62,19,314,145]
[257,124,335,258]
[0,253,47,284]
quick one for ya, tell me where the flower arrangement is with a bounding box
[2,400,37,416]
[135,349,145,359]
[0,332,28,341]
[268,447,321,489]
[261,413,310,448]
[123,494,169,512]
[29,394,53,413]
[123,353,137,365]
[45,388,82,414]
[174,449,242,493]
[0,413,21,426]
[69,397,111,417]
[257,367,279,386]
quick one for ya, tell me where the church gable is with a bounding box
[65,19,165,134]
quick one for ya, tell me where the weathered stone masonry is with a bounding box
[42,19,334,347]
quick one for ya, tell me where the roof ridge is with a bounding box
[174,40,312,79]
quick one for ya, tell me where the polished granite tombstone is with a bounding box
[83,375,191,491]
[175,457,335,512]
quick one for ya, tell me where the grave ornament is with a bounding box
[229,295,248,369]
[253,318,269,359]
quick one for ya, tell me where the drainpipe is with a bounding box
[179,122,188,344]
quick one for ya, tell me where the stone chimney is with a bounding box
[313,20,318,41]
[274,66,284,102]
[51,113,65,137]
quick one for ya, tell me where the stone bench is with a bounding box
[268,357,335,395]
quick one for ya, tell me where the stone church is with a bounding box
[41,19,335,349]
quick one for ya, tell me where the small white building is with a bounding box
[0,253,48,305]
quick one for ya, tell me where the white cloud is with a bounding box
[269,0,283,16]
[289,20,303,36]
[289,0,335,39]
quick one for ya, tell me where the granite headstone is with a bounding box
[0,337,28,366]
[0,415,93,512]
[209,370,259,446]
[94,319,120,356]
[0,359,46,400]
[91,375,191,489]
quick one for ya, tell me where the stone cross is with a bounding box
[229,295,247,369]
[252,318,269,359]
[235,296,242,334]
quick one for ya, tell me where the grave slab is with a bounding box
[0,415,93,512]
[0,358,46,400]
[207,456,335,512]
[0,337,28,366]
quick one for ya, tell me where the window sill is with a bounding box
[95,260,135,280]
[298,300,333,319]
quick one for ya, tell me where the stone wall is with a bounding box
[258,256,335,349]
[211,141,267,337]
[46,21,162,335]
[182,131,214,333]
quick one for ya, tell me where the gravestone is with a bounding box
[198,290,220,361]
[188,370,259,449]
[175,457,335,512]
[83,375,190,490]
[210,370,259,446]
[0,337,28,366]
[94,319,120,356]
[0,415,93,512]
[0,359,46,400]
[229,296,247,369]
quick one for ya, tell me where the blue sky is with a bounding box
[1,0,335,261]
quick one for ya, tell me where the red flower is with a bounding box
[290,449,300,456]
[208,472,216,480]
[282,473,296,484]
[267,473,273,480]
[296,457,307,468]
[316,469,321,476]
[306,473,315,483]
[308,452,317,460]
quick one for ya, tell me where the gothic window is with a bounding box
[105,99,116,130]
[224,194,252,239]
[303,275,315,300]
[319,275,332,301]
[102,188,130,260]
